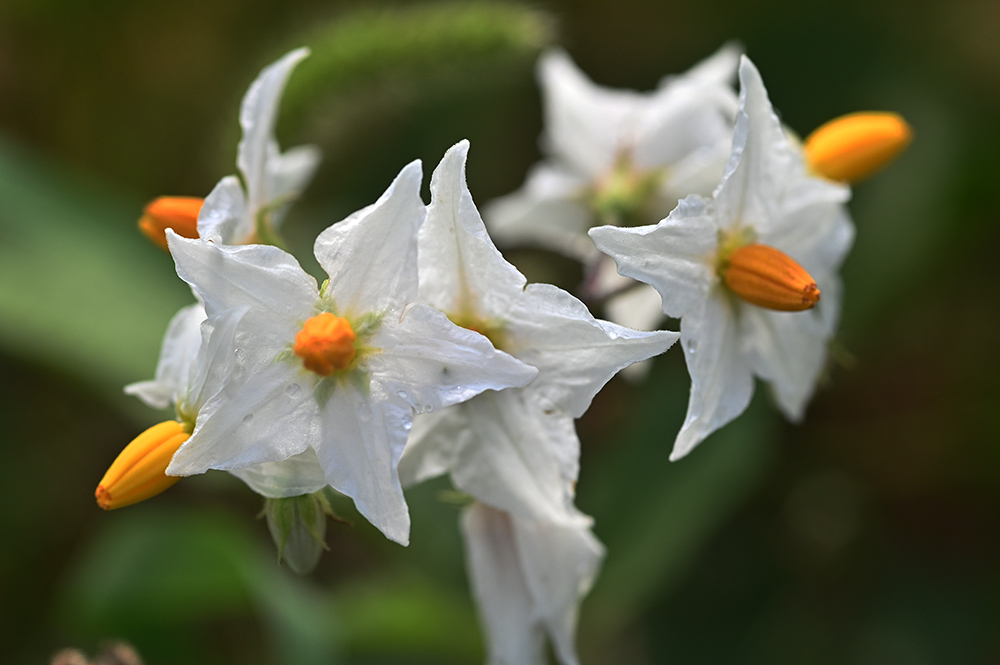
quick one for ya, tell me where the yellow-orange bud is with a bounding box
[804,112,912,183]
[722,244,820,312]
[96,421,189,510]
[294,313,357,376]
[138,197,204,251]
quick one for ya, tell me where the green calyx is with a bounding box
[264,491,343,575]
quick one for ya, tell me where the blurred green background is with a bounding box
[1,0,999,663]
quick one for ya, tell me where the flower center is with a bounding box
[294,313,358,376]
[589,152,662,224]
[719,243,820,312]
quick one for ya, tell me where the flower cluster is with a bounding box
[96,45,910,665]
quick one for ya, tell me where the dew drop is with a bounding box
[285,383,301,398]
[423,403,434,414]
[396,390,409,401]
[359,407,372,422]
[403,420,413,431]
[234,348,246,361]
[685,339,697,354]
[242,413,254,425]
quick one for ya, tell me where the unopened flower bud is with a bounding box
[265,493,336,575]
[95,421,189,510]
[138,197,204,251]
[804,112,912,183]
[721,243,820,311]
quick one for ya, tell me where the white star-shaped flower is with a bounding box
[164,160,537,545]
[486,44,740,262]
[400,141,678,664]
[197,47,321,245]
[590,56,855,461]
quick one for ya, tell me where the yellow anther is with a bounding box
[721,243,820,312]
[804,112,912,183]
[138,197,204,251]
[294,313,357,376]
[96,420,189,510]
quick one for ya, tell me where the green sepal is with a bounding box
[264,493,333,575]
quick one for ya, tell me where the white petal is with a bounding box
[230,448,328,498]
[262,142,322,229]
[167,361,317,476]
[633,45,739,171]
[421,141,526,317]
[167,233,316,367]
[714,56,800,234]
[604,282,665,332]
[449,391,581,524]
[483,164,594,260]
[398,407,473,487]
[183,305,246,413]
[314,160,425,315]
[461,504,603,665]
[197,175,249,245]
[671,292,755,460]
[507,283,678,418]
[316,381,412,545]
[589,195,717,319]
[237,48,310,215]
[125,301,205,409]
[369,303,537,413]
[539,50,645,175]
[512,515,604,665]
[740,304,829,422]
[461,503,548,665]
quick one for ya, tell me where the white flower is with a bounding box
[400,141,678,664]
[485,44,740,262]
[197,48,321,245]
[590,56,854,461]
[164,160,537,545]
[461,503,604,665]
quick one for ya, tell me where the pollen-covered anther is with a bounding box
[722,244,820,312]
[294,313,358,376]
[804,112,912,183]
[139,196,204,251]
[96,420,189,510]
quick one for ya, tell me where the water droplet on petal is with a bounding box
[423,403,434,414]
[396,390,409,401]
[403,420,413,431]
[242,413,254,425]
[358,406,372,422]
[685,339,697,354]
[285,383,301,398]
[235,348,245,361]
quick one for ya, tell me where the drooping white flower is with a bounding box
[400,141,678,664]
[486,44,740,261]
[590,56,854,461]
[197,47,321,246]
[164,160,537,545]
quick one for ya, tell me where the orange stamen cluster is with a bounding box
[294,313,358,376]
[722,244,820,312]
[804,112,912,183]
[96,420,189,510]
[138,197,204,251]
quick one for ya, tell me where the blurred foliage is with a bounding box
[1,0,1000,664]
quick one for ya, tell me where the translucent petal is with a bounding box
[262,141,322,229]
[167,234,316,368]
[421,141,526,318]
[125,301,205,409]
[449,391,580,524]
[369,303,537,413]
[506,283,678,418]
[741,304,829,422]
[512,514,604,665]
[167,361,317,476]
[398,407,472,487]
[237,48,310,215]
[539,49,646,176]
[589,195,717,319]
[314,160,425,315]
[231,448,327,498]
[461,504,548,665]
[315,381,412,545]
[671,292,754,460]
[197,175,249,244]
